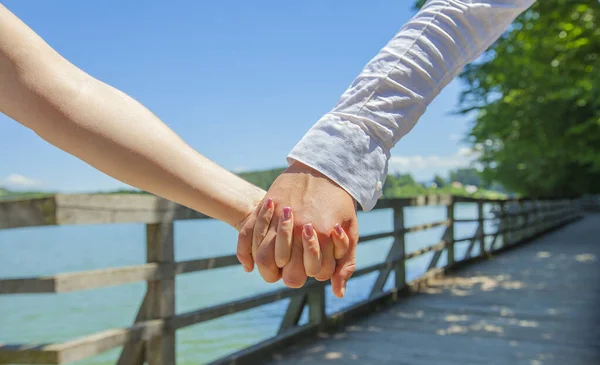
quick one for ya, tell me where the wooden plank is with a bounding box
[0,254,248,295]
[0,344,58,364]
[0,197,56,230]
[278,295,307,334]
[175,255,239,274]
[55,194,207,225]
[174,257,408,331]
[427,227,449,270]
[307,287,326,327]
[393,208,407,290]
[117,293,149,365]
[209,266,451,365]
[0,264,164,294]
[405,241,446,260]
[145,222,176,365]
[0,194,576,230]
[487,222,503,252]
[0,194,456,230]
[357,231,394,244]
[370,207,405,296]
[208,324,320,365]
[0,277,56,294]
[464,226,483,259]
[446,201,455,266]
[373,195,453,209]
[0,321,164,365]
[172,284,318,330]
[357,219,448,248]
[58,320,164,364]
[403,219,449,234]
[477,201,485,255]
[0,194,209,229]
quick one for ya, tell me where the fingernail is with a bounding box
[340,286,346,297]
[303,224,314,238]
[334,224,343,236]
[265,198,273,209]
[242,265,251,272]
[283,207,292,221]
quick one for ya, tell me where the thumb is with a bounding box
[236,214,256,272]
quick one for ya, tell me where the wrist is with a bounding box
[287,160,357,208]
[233,186,266,231]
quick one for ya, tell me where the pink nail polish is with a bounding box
[335,224,343,236]
[265,198,273,209]
[283,207,292,220]
[303,224,314,238]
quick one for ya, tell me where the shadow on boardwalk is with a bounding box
[267,215,600,365]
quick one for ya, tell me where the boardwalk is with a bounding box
[267,215,600,365]
[0,195,589,365]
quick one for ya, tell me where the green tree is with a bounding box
[416,0,600,196]
[433,174,447,188]
[449,168,481,187]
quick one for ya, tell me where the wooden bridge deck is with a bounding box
[266,215,600,365]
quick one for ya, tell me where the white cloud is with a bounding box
[231,166,249,173]
[2,174,43,188]
[389,148,480,180]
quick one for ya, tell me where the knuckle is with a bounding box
[254,249,273,268]
[238,229,251,244]
[309,243,320,258]
[236,251,250,261]
[315,260,335,281]
[342,264,357,279]
[253,231,266,246]
[279,224,293,237]
[259,210,272,222]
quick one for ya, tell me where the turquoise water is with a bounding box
[0,203,497,364]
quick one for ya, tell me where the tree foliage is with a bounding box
[449,168,481,187]
[433,174,447,188]
[415,0,600,196]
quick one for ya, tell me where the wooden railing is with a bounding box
[0,194,583,365]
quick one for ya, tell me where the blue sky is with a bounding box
[1,1,474,192]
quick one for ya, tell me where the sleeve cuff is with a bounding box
[287,114,389,212]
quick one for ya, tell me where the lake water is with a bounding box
[0,203,498,364]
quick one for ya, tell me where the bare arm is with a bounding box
[0,4,264,229]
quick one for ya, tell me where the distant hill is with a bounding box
[0,187,51,201]
[237,167,286,191]
[0,167,507,202]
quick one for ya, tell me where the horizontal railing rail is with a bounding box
[0,194,583,365]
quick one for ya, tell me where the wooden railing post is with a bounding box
[517,200,525,242]
[370,205,405,296]
[446,199,455,266]
[530,200,538,236]
[499,201,508,248]
[393,206,406,289]
[307,287,326,329]
[477,201,485,256]
[539,201,546,231]
[146,221,176,365]
[522,201,529,239]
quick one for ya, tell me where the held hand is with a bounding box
[237,161,358,297]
